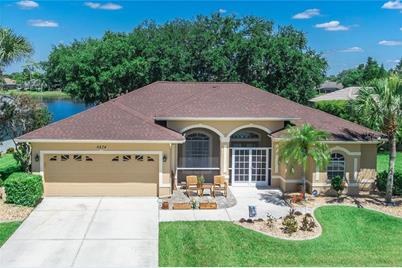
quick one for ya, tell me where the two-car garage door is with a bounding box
[43,153,159,196]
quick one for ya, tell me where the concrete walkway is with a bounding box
[159,187,290,222]
[0,197,158,268]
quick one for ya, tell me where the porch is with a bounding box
[159,186,290,221]
[174,126,272,187]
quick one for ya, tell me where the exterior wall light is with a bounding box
[163,155,167,162]
[35,154,40,162]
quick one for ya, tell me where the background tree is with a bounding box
[336,57,387,87]
[44,14,327,104]
[0,95,51,171]
[351,75,402,203]
[0,28,33,77]
[279,124,330,198]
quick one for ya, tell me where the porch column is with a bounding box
[220,137,230,181]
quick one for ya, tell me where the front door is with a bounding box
[231,148,271,186]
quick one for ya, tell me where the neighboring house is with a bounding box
[318,81,343,94]
[310,87,361,103]
[17,82,382,197]
[1,78,17,90]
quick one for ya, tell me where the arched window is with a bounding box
[185,132,210,167]
[327,153,345,180]
[231,130,261,148]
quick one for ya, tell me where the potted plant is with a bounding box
[197,175,205,188]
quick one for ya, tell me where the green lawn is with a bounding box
[159,206,402,266]
[377,151,402,173]
[0,222,21,247]
[1,89,70,99]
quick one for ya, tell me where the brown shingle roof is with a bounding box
[18,81,382,142]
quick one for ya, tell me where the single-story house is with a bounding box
[17,82,383,197]
[1,78,17,90]
[310,86,361,103]
[318,81,343,94]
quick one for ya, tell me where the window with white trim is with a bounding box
[327,153,345,180]
[185,132,210,167]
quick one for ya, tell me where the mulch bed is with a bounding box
[0,198,33,222]
[236,213,321,240]
[289,193,402,218]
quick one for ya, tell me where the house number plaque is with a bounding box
[96,145,107,150]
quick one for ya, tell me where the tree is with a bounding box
[336,57,388,87]
[0,95,51,171]
[279,124,330,198]
[351,75,402,203]
[390,58,402,77]
[0,28,33,76]
[44,14,327,104]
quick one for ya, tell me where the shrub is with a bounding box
[4,172,43,206]
[0,155,22,180]
[266,213,275,228]
[331,175,346,197]
[300,215,317,232]
[376,171,402,196]
[282,209,298,235]
[6,148,15,154]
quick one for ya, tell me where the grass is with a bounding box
[159,206,402,266]
[0,222,21,247]
[1,89,70,99]
[377,151,402,173]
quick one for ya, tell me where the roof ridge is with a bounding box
[111,101,184,140]
[156,81,244,84]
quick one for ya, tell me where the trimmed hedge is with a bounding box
[0,154,22,181]
[4,173,43,207]
[376,171,402,196]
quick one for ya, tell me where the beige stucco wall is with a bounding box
[167,120,284,138]
[271,141,378,195]
[31,142,173,197]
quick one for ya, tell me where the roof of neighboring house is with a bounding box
[3,78,16,85]
[319,81,343,90]
[18,81,382,142]
[310,87,361,102]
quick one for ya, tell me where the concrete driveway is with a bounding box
[0,197,158,268]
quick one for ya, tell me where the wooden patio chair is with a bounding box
[213,175,228,197]
[186,175,198,197]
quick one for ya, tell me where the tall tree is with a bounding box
[0,95,51,171]
[0,28,33,76]
[337,57,388,87]
[279,124,330,198]
[352,75,402,203]
[44,14,327,104]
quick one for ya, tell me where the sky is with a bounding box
[1,0,401,75]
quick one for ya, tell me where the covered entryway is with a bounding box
[230,128,272,187]
[42,152,160,196]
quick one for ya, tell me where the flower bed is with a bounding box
[237,210,321,240]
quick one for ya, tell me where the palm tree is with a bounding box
[353,75,402,203]
[0,28,33,75]
[279,124,330,198]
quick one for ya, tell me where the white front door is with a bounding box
[231,148,271,186]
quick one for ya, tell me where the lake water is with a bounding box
[41,98,94,122]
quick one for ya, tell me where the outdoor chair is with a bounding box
[213,175,228,197]
[186,175,198,197]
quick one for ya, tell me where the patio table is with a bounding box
[200,183,214,197]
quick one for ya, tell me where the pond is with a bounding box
[41,98,94,122]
